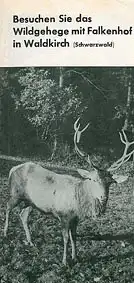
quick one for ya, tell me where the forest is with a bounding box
[0,67,133,165]
[0,67,134,283]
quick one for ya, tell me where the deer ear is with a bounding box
[112,174,128,184]
[77,169,91,179]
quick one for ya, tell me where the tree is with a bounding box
[11,67,82,158]
[7,66,134,160]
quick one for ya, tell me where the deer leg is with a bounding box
[4,197,19,237]
[69,230,76,260]
[19,206,34,246]
[69,217,78,260]
[62,228,69,265]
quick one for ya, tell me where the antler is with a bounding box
[74,117,91,164]
[108,129,134,172]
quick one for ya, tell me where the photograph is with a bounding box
[0,66,134,282]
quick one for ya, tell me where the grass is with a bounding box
[0,160,134,282]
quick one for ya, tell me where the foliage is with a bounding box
[12,68,82,141]
[0,66,134,158]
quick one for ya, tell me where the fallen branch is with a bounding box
[77,232,134,242]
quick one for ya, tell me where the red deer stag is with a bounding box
[4,118,130,265]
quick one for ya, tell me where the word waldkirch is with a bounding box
[12,14,133,48]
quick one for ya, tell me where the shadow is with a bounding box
[77,232,134,243]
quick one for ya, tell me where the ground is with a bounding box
[0,160,134,283]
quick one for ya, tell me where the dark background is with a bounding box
[0,67,134,167]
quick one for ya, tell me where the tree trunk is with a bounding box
[0,68,7,154]
[59,67,64,89]
[50,135,57,160]
[0,93,2,153]
[123,70,132,131]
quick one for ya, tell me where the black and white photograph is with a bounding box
[0,67,134,282]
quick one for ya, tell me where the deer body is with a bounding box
[4,118,129,265]
[8,162,109,217]
[4,161,113,265]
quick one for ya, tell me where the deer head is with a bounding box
[74,118,129,185]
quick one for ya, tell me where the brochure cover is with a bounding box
[0,1,134,283]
